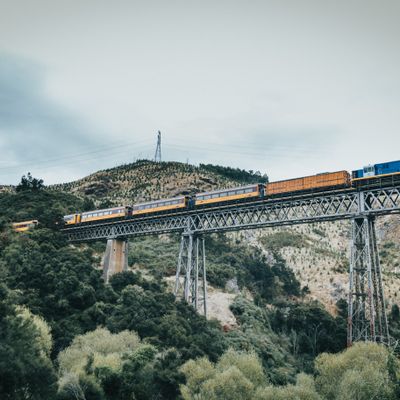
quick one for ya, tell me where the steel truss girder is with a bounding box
[174,233,207,315]
[63,185,400,242]
[347,216,390,345]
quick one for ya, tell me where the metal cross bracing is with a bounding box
[63,185,400,242]
[174,233,207,316]
[62,183,400,346]
[347,216,390,345]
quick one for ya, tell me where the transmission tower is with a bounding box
[154,131,162,162]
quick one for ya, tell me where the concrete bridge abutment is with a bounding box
[102,238,128,283]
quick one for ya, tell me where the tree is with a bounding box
[57,328,145,399]
[254,374,321,400]
[16,172,44,192]
[315,342,400,400]
[0,285,57,399]
[180,349,268,400]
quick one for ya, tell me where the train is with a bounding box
[63,159,400,226]
[12,220,39,232]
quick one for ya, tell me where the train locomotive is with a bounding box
[62,159,400,226]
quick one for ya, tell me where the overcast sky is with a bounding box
[0,0,399,185]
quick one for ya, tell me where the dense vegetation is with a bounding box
[1,175,399,399]
[199,163,268,184]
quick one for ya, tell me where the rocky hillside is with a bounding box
[51,160,400,316]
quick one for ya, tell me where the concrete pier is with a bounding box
[102,239,128,283]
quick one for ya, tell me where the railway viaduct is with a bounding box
[63,179,400,346]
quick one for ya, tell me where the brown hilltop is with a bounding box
[49,160,265,206]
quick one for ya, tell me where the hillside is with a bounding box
[49,160,268,206]
[2,169,400,399]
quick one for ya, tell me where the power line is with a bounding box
[0,139,153,172]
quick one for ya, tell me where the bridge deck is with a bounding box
[63,182,400,242]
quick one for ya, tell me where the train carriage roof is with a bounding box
[195,184,260,197]
[81,206,127,215]
[12,220,38,226]
[133,196,186,207]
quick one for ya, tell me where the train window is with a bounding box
[212,193,219,198]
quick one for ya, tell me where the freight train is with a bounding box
[63,159,400,226]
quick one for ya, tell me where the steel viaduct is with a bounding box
[63,179,400,346]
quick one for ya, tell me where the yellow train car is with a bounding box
[132,196,188,215]
[195,184,263,206]
[12,220,39,232]
[80,206,132,224]
[63,214,81,225]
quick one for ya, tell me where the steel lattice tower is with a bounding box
[154,131,162,162]
[174,233,207,316]
[347,216,390,346]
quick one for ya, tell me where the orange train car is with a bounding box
[267,171,351,196]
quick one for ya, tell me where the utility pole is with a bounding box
[154,131,162,162]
